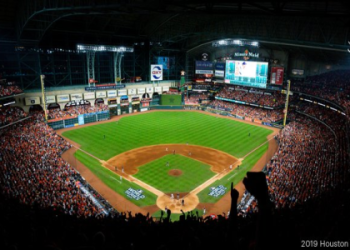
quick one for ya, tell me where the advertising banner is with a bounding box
[162,86,169,92]
[118,89,127,96]
[138,88,145,94]
[25,97,40,105]
[215,62,225,77]
[84,92,95,100]
[70,93,83,101]
[155,86,162,92]
[96,91,107,98]
[78,115,85,125]
[107,90,117,98]
[195,61,213,74]
[270,67,284,85]
[150,64,163,81]
[128,88,136,95]
[146,87,153,93]
[57,95,70,103]
[46,95,56,104]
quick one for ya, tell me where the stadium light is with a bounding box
[76,44,134,53]
[212,39,259,47]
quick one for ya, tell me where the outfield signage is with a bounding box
[195,61,213,74]
[118,89,127,96]
[85,85,125,91]
[215,62,225,77]
[138,88,145,94]
[208,185,226,197]
[96,91,107,98]
[70,93,82,101]
[57,94,70,103]
[270,67,284,85]
[128,88,136,95]
[150,64,163,81]
[84,92,95,100]
[78,115,85,125]
[125,188,146,200]
[215,96,246,105]
[155,86,162,93]
[107,90,117,97]
[46,95,56,104]
[163,86,169,92]
[146,87,153,93]
[25,97,40,105]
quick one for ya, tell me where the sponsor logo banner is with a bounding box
[70,93,82,101]
[128,89,136,95]
[57,95,70,103]
[155,86,162,92]
[46,95,56,104]
[85,85,125,91]
[118,89,127,96]
[138,88,145,94]
[96,91,107,98]
[146,87,153,93]
[107,90,117,97]
[150,64,163,81]
[25,97,40,105]
[270,67,284,85]
[195,61,213,74]
[84,92,95,100]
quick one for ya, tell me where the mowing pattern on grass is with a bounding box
[62,112,272,160]
[197,143,269,203]
[133,155,215,193]
[75,150,158,206]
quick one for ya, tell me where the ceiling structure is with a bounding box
[1,1,350,63]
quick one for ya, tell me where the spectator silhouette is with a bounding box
[243,172,274,250]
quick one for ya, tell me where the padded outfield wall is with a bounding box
[160,94,183,105]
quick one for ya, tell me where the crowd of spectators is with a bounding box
[209,100,283,123]
[0,84,23,97]
[0,112,113,219]
[47,103,109,120]
[0,106,28,127]
[266,115,341,209]
[185,93,210,105]
[215,85,285,107]
[291,70,350,114]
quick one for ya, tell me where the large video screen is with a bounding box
[224,60,268,88]
[157,57,175,70]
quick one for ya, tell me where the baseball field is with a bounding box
[61,111,278,219]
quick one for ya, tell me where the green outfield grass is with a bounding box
[63,111,274,213]
[63,111,272,160]
[134,154,215,193]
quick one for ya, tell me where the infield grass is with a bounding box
[134,154,215,193]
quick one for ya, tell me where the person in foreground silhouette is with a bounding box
[242,171,274,250]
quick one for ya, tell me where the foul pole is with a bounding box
[283,80,291,127]
[40,75,48,122]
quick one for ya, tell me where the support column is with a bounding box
[86,51,96,86]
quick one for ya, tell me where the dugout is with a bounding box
[141,93,151,107]
[108,98,118,116]
[131,96,140,112]
[151,92,160,105]
[120,95,130,114]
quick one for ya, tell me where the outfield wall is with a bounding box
[48,110,110,130]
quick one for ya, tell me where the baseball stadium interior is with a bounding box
[1,1,350,249]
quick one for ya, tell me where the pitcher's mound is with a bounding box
[169,169,182,176]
